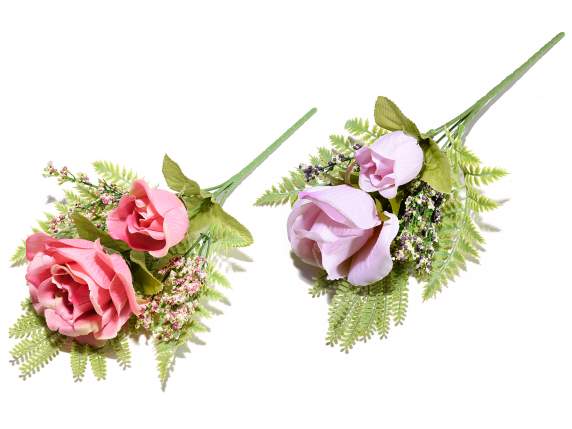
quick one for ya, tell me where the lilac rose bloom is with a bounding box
[287,185,399,286]
[355,131,424,198]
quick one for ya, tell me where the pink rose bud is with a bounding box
[355,131,424,198]
[25,233,142,346]
[107,179,189,257]
[287,185,399,286]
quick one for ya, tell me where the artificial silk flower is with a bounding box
[8,108,316,387]
[287,185,398,286]
[355,131,424,198]
[258,32,565,351]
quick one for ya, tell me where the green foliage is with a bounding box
[89,348,107,381]
[154,340,178,389]
[344,118,387,143]
[8,302,45,339]
[93,161,138,190]
[255,171,306,207]
[374,96,420,138]
[329,134,354,155]
[18,333,62,379]
[70,341,89,382]
[162,154,201,195]
[111,333,132,369]
[323,267,410,352]
[72,213,130,252]
[422,133,505,300]
[130,251,164,295]
[186,198,253,248]
[10,242,27,267]
[463,166,508,186]
[420,140,453,193]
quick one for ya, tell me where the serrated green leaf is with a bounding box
[71,213,130,252]
[162,154,201,195]
[89,348,107,381]
[130,251,163,295]
[70,341,88,382]
[10,242,27,267]
[420,140,453,193]
[374,96,420,138]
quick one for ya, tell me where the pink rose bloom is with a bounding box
[25,233,141,346]
[107,179,189,257]
[287,185,399,286]
[355,131,424,198]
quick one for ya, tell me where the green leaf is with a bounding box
[92,161,138,189]
[420,140,453,193]
[10,242,27,267]
[111,333,131,370]
[71,213,130,252]
[89,348,107,381]
[130,251,163,295]
[374,96,420,138]
[162,154,201,195]
[70,341,88,382]
[188,199,253,247]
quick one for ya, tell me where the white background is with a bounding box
[1,1,571,428]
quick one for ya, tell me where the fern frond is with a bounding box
[463,166,508,186]
[390,268,409,325]
[9,305,44,339]
[329,134,353,155]
[70,341,88,381]
[10,330,51,363]
[309,274,332,298]
[88,348,107,381]
[18,333,62,379]
[255,171,306,207]
[10,243,27,267]
[93,161,138,188]
[450,141,481,166]
[154,340,178,389]
[111,333,131,370]
[325,269,408,351]
[466,189,500,212]
[344,117,387,143]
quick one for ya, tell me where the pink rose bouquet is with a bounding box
[8,108,316,387]
[258,33,564,351]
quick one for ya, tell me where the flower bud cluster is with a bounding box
[393,181,446,278]
[138,256,208,342]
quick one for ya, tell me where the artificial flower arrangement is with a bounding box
[8,109,316,387]
[257,33,564,351]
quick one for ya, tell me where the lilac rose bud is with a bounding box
[287,185,399,286]
[355,131,424,198]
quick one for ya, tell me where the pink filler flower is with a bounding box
[355,131,423,198]
[287,185,399,286]
[107,179,189,257]
[25,233,141,346]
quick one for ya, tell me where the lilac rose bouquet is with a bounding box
[8,109,316,387]
[257,33,564,351]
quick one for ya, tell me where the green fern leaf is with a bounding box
[390,267,409,325]
[344,117,387,143]
[255,171,306,207]
[89,348,107,381]
[154,340,178,389]
[9,305,45,339]
[329,134,353,154]
[10,243,27,267]
[466,189,500,212]
[93,161,138,188]
[18,333,62,379]
[70,341,88,381]
[463,166,508,186]
[111,333,131,370]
